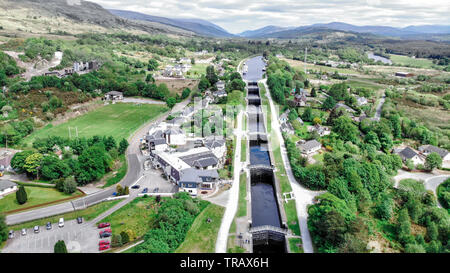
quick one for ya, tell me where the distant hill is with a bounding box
[109,9,234,38]
[0,0,195,36]
[238,25,295,38]
[239,22,450,40]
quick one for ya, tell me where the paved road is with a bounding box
[6,97,191,226]
[373,93,386,121]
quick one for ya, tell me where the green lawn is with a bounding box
[389,54,436,69]
[175,203,225,253]
[23,103,168,146]
[237,173,247,217]
[241,137,247,162]
[0,186,82,213]
[98,196,161,238]
[9,200,121,230]
[288,238,304,253]
[185,63,208,79]
[312,153,324,163]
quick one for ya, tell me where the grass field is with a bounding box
[23,103,168,146]
[0,186,82,213]
[98,196,161,238]
[175,203,225,253]
[237,173,247,218]
[8,200,121,230]
[241,137,247,162]
[288,238,304,253]
[389,54,435,69]
[102,155,127,188]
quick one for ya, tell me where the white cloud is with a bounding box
[90,0,450,33]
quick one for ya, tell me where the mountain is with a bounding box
[238,25,294,38]
[109,9,234,38]
[240,22,450,39]
[0,0,195,36]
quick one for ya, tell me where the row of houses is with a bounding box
[44,61,100,78]
[393,144,450,166]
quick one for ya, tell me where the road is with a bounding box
[373,93,386,121]
[5,97,191,226]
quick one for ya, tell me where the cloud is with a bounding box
[90,0,450,33]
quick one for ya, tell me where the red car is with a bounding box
[99,244,110,251]
[99,240,110,246]
[98,223,110,228]
[99,228,112,235]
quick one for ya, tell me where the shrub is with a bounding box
[54,240,68,253]
[16,185,28,205]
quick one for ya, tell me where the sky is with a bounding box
[88,0,450,34]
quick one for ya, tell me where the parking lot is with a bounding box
[2,219,105,253]
[138,168,178,193]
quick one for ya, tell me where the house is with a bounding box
[298,139,322,155]
[395,72,414,78]
[293,93,307,107]
[0,180,18,197]
[178,168,219,196]
[216,81,225,91]
[281,122,295,135]
[335,103,356,114]
[178,148,220,170]
[146,134,168,153]
[308,124,331,137]
[104,91,123,101]
[164,127,186,146]
[279,109,290,124]
[356,96,368,106]
[418,145,450,161]
[394,147,425,166]
[204,137,227,161]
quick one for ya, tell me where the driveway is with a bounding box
[2,219,100,253]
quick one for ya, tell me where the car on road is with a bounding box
[58,218,64,228]
[46,222,52,230]
[142,188,148,194]
[99,244,110,251]
[99,231,112,238]
[99,240,110,246]
[131,185,140,189]
[98,222,110,228]
[77,217,83,224]
[33,226,39,233]
[8,230,14,239]
[153,187,159,193]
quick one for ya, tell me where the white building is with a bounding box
[394,147,425,166]
[298,140,322,155]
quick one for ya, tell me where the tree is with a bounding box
[54,240,68,253]
[333,116,359,143]
[147,59,159,71]
[364,131,381,150]
[111,234,123,247]
[166,97,176,109]
[40,155,70,181]
[425,152,442,171]
[63,177,77,194]
[0,214,7,242]
[116,184,123,196]
[181,88,191,100]
[120,231,130,244]
[322,96,336,110]
[119,138,129,154]
[379,132,393,152]
[301,107,313,122]
[206,65,218,86]
[23,153,44,177]
[16,185,28,205]
[11,150,34,173]
[311,87,317,97]
[198,76,210,92]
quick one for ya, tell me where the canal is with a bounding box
[244,56,286,253]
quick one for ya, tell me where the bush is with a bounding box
[16,185,28,205]
[63,177,77,194]
[120,231,130,244]
[54,240,68,253]
[111,234,123,248]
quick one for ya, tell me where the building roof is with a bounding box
[204,137,226,149]
[179,168,219,183]
[179,150,219,168]
[164,127,184,135]
[0,180,17,191]
[418,145,449,158]
[398,147,419,160]
[299,140,321,152]
[105,91,122,96]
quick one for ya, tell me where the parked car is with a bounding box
[97,222,110,228]
[33,226,39,233]
[99,240,110,246]
[112,192,118,196]
[142,188,148,194]
[46,222,52,230]
[58,218,64,228]
[103,228,112,233]
[99,244,110,251]
[21,229,27,236]
[99,231,112,238]
[131,185,140,189]
[77,217,83,224]
[8,230,14,239]
[153,187,159,193]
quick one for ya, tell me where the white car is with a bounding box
[21,228,27,236]
[58,218,64,228]
[33,226,40,233]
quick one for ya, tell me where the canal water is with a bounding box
[245,56,286,253]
